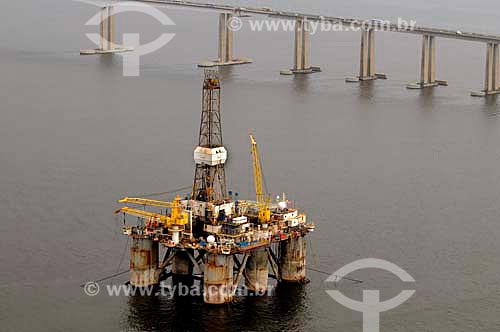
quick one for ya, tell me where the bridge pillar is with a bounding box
[99,8,108,51]
[107,6,115,50]
[346,28,386,82]
[218,12,233,63]
[407,35,447,89]
[198,13,252,67]
[80,6,133,55]
[281,18,320,75]
[471,43,500,96]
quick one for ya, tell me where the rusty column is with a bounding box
[279,235,306,282]
[171,250,194,280]
[203,253,234,304]
[130,238,160,288]
[244,248,269,293]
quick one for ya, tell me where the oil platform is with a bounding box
[115,70,315,304]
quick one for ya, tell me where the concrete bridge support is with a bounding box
[279,236,307,283]
[203,253,234,304]
[346,28,386,82]
[244,248,269,293]
[97,7,115,51]
[80,6,133,55]
[99,8,109,51]
[107,6,115,50]
[407,35,447,89]
[218,13,234,63]
[129,238,161,288]
[472,43,500,96]
[199,13,251,67]
[281,18,320,75]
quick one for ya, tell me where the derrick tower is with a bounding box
[192,70,227,203]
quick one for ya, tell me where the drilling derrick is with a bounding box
[192,70,227,203]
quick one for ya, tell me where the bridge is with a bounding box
[80,0,500,97]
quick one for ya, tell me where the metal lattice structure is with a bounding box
[192,70,227,203]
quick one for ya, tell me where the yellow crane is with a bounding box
[115,195,189,226]
[118,197,175,208]
[249,134,271,223]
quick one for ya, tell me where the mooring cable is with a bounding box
[306,267,363,284]
[305,238,362,283]
[80,269,130,287]
[81,267,363,288]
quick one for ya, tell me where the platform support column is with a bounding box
[129,238,160,288]
[279,236,306,283]
[244,248,269,293]
[407,35,447,89]
[171,249,194,288]
[203,253,234,304]
[281,18,320,75]
[171,250,194,276]
[346,28,386,82]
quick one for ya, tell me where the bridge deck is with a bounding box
[122,0,500,44]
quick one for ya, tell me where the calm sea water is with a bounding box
[1,0,500,331]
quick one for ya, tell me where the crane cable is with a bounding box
[116,237,130,274]
[125,185,192,199]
